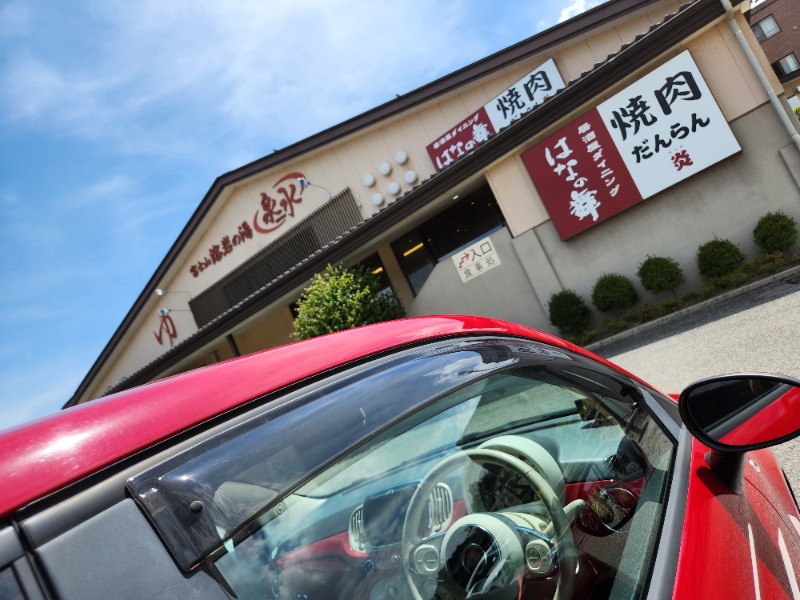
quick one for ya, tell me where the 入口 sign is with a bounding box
[452,236,501,283]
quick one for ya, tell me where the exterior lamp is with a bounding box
[155,288,192,300]
[297,177,332,198]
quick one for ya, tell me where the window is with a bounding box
[391,183,506,295]
[391,231,435,295]
[752,15,780,42]
[129,337,675,600]
[778,53,800,77]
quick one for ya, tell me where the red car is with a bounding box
[1,315,799,600]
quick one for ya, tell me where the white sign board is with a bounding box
[452,236,501,283]
[595,50,740,199]
[486,58,566,132]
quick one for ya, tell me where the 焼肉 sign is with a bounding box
[521,51,740,240]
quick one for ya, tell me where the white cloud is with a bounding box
[1,1,499,164]
[68,174,137,208]
[558,0,604,23]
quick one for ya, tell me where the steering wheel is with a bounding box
[401,447,578,600]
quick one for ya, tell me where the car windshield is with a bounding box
[130,338,674,600]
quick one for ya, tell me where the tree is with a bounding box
[293,264,404,340]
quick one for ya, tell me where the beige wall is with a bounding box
[234,307,295,356]
[89,0,781,400]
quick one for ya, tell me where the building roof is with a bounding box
[65,0,745,407]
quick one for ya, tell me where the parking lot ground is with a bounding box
[587,265,800,496]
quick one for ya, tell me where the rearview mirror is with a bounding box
[678,374,800,452]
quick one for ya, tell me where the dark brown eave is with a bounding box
[66,0,742,406]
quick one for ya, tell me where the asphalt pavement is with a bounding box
[586,266,800,494]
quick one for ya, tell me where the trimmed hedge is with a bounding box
[637,255,685,295]
[548,290,591,335]
[753,211,797,253]
[696,239,744,280]
[591,273,639,312]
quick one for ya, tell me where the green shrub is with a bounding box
[755,251,784,275]
[581,330,599,345]
[292,264,404,340]
[700,279,720,298]
[548,290,592,336]
[603,318,629,333]
[637,255,685,296]
[623,303,663,323]
[591,273,639,312]
[661,296,683,313]
[753,211,798,253]
[680,291,700,304]
[795,106,800,122]
[716,268,750,289]
[793,252,800,264]
[696,239,744,279]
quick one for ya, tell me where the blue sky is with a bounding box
[0,0,604,431]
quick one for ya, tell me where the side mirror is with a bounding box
[678,373,800,453]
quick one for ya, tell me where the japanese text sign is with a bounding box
[189,172,307,278]
[521,51,740,240]
[427,58,565,172]
[452,236,501,283]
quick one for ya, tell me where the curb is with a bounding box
[586,263,800,354]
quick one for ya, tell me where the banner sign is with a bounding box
[427,58,565,172]
[189,172,307,278]
[521,51,740,240]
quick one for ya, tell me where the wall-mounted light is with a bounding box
[395,149,409,165]
[404,170,418,184]
[379,162,392,176]
[155,288,192,299]
[387,181,401,196]
[159,307,191,316]
[403,243,424,257]
[297,177,332,198]
[372,192,385,206]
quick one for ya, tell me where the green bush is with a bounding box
[591,273,639,312]
[795,106,800,122]
[753,211,798,253]
[548,290,592,336]
[696,239,744,279]
[293,264,404,341]
[680,291,700,304]
[637,255,685,295]
[660,296,683,313]
[755,251,785,275]
[623,303,663,323]
[603,318,629,333]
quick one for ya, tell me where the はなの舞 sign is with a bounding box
[521,51,740,240]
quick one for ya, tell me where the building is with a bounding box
[66,0,800,407]
[747,0,800,102]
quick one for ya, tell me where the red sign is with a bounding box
[425,108,496,172]
[522,52,739,240]
[153,313,178,347]
[520,108,640,240]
